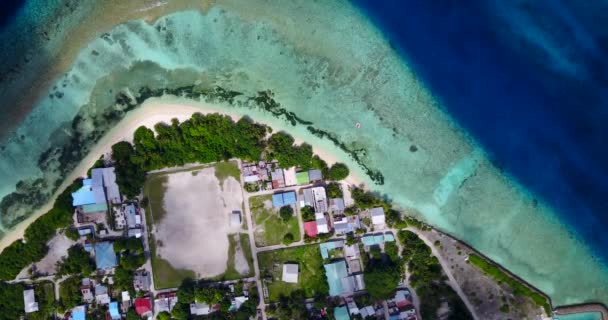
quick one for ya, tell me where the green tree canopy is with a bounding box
[326,182,343,198]
[364,259,401,300]
[279,206,294,221]
[328,163,349,180]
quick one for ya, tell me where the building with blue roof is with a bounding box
[324,260,349,296]
[320,240,345,259]
[109,302,121,320]
[71,305,86,320]
[95,242,118,270]
[334,306,350,320]
[271,191,297,208]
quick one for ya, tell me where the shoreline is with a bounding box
[0,98,366,252]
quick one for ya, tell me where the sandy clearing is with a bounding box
[30,233,75,277]
[0,97,365,253]
[155,167,243,278]
[233,234,250,276]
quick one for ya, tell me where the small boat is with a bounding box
[355,122,361,129]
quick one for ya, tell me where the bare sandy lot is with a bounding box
[154,167,243,278]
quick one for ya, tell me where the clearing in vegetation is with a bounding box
[250,195,301,247]
[257,244,328,302]
[144,164,245,289]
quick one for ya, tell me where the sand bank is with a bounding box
[0,97,366,253]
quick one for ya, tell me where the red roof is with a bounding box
[304,221,318,237]
[134,298,152,315]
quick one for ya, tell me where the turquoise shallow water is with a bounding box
[554,312,603,320]
[0,0,607,306]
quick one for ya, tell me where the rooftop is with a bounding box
[324,260,349,296]
[282,263,299,283]
[272,191,297,207]
[95,242,118,270]
[23,289,38,313]
[334,306,350,320]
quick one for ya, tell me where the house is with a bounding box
[303,187,328,213]
[155,292,178,314]
[242,162,270,183]
[334,218,349,235]
[329,198,345,213]
[341,274,365,293]
[271,191,297,208]
[81,278,94,303]
[125,204,141,229]
[230,210,242,227]
[303,221,318,238]
[190,302,214,316]
[346,298,360,316]
[308,169,323,182]
[94,242,117,270]
[334,306,350,320]
[270,168,285,189]
[230,296,248,311]
[282,263,299,283]
[121,291,131,313]
[315,213,329,234]
[23,289,38,313]
[370,207,386,227]
[108,302,121,320]
[284,167,298,186]
[71,305,86,320]
[296,171,309,185]
[133,270,152,291]
[95,284,110,305]
[360,306,377,319]
[93,167,122,204]
[320,240,345,259]
[344,244,361,260]
[134,297,153,317]
[324,260,350,296]
[128,227,142,238]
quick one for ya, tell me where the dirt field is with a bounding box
[32,233,75,276]
[152,166,244,279]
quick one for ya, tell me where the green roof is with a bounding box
[334,306,350,320]
[296,171,309,185]
[82,202,108,214]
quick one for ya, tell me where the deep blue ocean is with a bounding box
[353,0,608,262]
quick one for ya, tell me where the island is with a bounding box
[0,112,568,320]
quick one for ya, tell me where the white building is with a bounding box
[190,302,212,315]
[282,263,299,283]
[315,213,329,234]
[283,167,298,186]
[23,289,38,313]
[370,207,386,227]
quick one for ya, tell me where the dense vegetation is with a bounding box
[279,206,294,221]
[57,245,95,276]
[112,113,334,198]
[114,237,146,271]
[0,179,80,281]
[326,182,343,198]
[468,253,550,314]
[0,282,24,320]
[58,276,82,312]
[364,257,401,300]
[398,230,472,320]
[327,163,349,181]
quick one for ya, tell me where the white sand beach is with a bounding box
[0,98,366,253]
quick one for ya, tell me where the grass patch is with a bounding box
[258,245,328,302]
[143,175,168,224]
[214,161,241,183]
[468,253,551,314]
[151,251,196,289]
[250,195,300,247]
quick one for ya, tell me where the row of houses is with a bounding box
[242,161,323,191]
[66,270,153,320]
